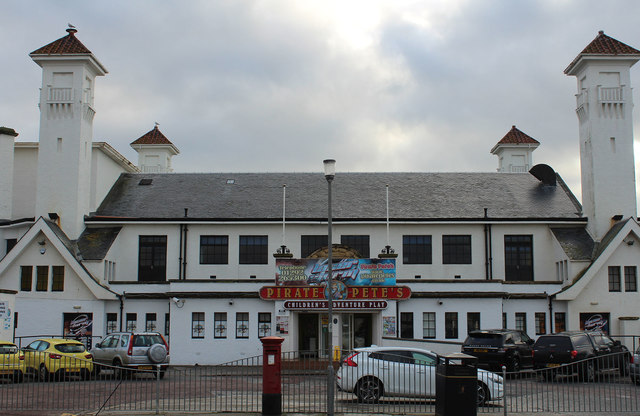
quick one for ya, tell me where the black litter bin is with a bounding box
[435,352,478,416]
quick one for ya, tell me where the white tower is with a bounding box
[490,125,539,173]
[0,127,18,220]
[30,28,107,239]
[130,125,180,173]
[565,31,640,240]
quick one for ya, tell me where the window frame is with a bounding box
[504,235,533,281]
[624,266,637,292]
[608,266,622,292]
[340,235,370,258]
[466,312,480,334]
[191,312,205,339]
[199,235,229,264]
[422,312,436,339]
[236,312,249,339]
[301,235,328,258]
[443,235,472,264]
[51,266,64,292]
[515,312,527,333]
[138,235,167,282]
[402,235,432,264]
[20,266,33,292]
[445,312,459,339]
[106,313,118,334]
[400,312,414,339]
[239,236,268,265]
[126,313,137,332]
[145,313,157,332]
[214,312,228,339]
[36,266,48,291]
[554,312,566,333]
[535,312,546,335]
[258,313,272,338]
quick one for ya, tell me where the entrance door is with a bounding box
[341,314,372,351]
[298,314,319,357]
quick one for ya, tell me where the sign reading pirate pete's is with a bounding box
[260,258,411,301]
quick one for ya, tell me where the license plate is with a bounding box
[474,349,488,353]
[138,366,153,370]
[546,363,561,368]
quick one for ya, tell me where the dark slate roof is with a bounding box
[30,29,92,55]
[550,227,595,260]
[76,227,122,260]
[591,218,630,260]
[90,172,584,221]
[47,219,80,258]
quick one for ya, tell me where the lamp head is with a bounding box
[323,159,336,180]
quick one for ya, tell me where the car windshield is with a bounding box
[0,344,17,354]
[464,333,503,346]
[55,343,86,353]
[132,334,164,347]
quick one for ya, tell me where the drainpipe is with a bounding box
[548,293,554,334]
[119,293,124,332]
[484,208,493,280]
[178,224,184,280]
[182,208,189,280]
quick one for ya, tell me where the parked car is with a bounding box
[462,329,534,372]
[532,331,630,381]
[90,332,169,378]
[335,346,503,405]
[630,346,640,385]
[22,338,93,381]
[0,341,25,382]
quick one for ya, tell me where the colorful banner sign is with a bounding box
[259,285,410,300]
[275,258,396,286]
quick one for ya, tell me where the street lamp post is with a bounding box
[323,158,335,416]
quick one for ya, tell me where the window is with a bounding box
[554,312,566,333]
[301,235,328,258]
[36,266,48,291]
[106,313,118,333]
[422,312,436,339]
[126,313,137,332]
[192,312,205,339]
[165,313,170,336]
[535,312,546,335]
[104,260,116,280]
[502,313,507,329]
[239,236,268,264]
[515,312,527,332]
[6,238,17,254]
[138,236,167,282]
[20,266,32,291]
[403,235,432,264]
[258,313,271,338]
[504,235,533,281]
[624,266,637,292]
[146,313,157,332]
[52,266,64,291]
[341,235,370,258]
[200,236,229,264]
[443,235,472,264]
[214,312,227,338]
[608,266,621,292]
[445,312,458,339]
[467,312,480,333]
[236,313,249,338]
[400,312,414,339]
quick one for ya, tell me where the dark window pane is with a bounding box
[20,266,32,291]
[608,266,621,292]
[443,235,471,264]
[301,235,328,258]
[624,266,637,292]
[52,266,64,292]
[200,235,229,264]
[403,235,432,264]
[138,236,167,282]
[192,312,205,338]
[239,236,268,264]
[400,312,413,339]
[504,235,533,281]
[36,266,48,291]
[341,235,370,258]
[445,312,458,339]
[467,312,480,333]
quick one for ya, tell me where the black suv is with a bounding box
[462,329,534,372]
[532,331,630,381]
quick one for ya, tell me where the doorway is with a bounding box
[341,313,372,351]
[298,314,319,357]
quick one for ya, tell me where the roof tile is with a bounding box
[496,125,540,145]
[30,28,92,55]
[131,125,174,145]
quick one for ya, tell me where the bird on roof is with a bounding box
[68,23,76,29]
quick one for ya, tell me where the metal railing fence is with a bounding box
[0,349,638,414]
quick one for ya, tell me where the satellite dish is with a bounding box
[529,164,556,186]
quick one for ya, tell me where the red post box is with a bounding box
[261,336,284,416]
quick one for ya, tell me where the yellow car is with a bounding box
[23,338,93,381]
[0,341,25,383]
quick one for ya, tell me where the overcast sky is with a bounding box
[3,0,640,204]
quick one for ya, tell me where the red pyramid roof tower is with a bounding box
[565,31,640,75]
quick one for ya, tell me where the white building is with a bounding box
[1,29,639,365]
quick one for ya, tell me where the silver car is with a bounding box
[336,346,503,405]
[631,346,640,385]
[90,332,169,378]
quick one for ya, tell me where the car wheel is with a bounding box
[113,360,131,380]
[356,377,382,403]
[39,364,51,382]
[580,361,595,382]
[13,371,24,383]
[477,381,490,406]
[508,356,521,373]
